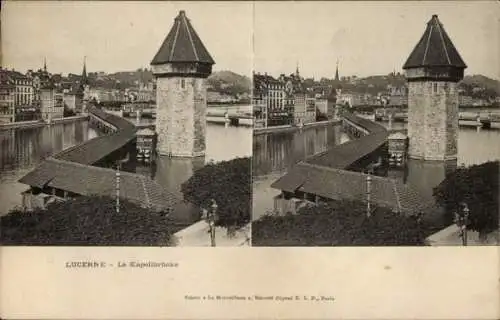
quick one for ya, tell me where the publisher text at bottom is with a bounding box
[184,295,335,302]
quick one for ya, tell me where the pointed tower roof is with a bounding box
[151,10,215,65]
[334,59,339,81]
[81,56,88,85]
[403,15,467,69]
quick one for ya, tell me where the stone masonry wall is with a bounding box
[408,82,425,159]
[192,78,207,155]
[408,81,458,161]
[156,77,197,157]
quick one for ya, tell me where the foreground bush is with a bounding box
[181,157,251,229]
[0,196,186,246]
[252,200,429,246]
[433,161,499,239]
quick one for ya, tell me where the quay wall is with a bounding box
[254,119,341,136]
[0,115,88,131]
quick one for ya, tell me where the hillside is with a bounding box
[207,70,251,95]
[314,73,499,99]
[88,69,251,96]
[460,74,500,98]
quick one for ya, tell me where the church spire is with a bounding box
[81,56,88,85]
[335,59,339,81]
[43,57,47,72]
[295,61,300,77]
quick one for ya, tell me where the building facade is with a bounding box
[253,73,292,127]
[0,70,16,123]
[403,15,466,161]
[151,10,214,157]
[40,83,64,123]
[253,73,268,128]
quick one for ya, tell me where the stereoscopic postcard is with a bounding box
[0,1,498,319]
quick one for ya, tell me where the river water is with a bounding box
[252,116,500,221]
[0,107,252,216]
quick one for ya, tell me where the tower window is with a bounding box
[181,79,185,89]
[433,83,438,93]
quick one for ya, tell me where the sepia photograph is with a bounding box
[0,1,499,319]
[251,1,500,246]
[0,1,252,247]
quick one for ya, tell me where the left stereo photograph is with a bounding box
[0,2,253,247]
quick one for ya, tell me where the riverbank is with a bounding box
[0,120,45,131]
[253,119,341,136]
[0,115,88,131]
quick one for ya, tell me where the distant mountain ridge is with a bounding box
[87,69,251,95]
[207,70,251,95]
[86,68,498,98]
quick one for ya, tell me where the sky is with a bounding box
[2,1,499,80]
[1,1,253,76]
[254,1,499,79]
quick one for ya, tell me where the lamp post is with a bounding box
[209,199,218,247]
[454,202,470,246]
[115,163,121,214]
[366,174,372,218]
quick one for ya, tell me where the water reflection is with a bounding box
[253,124,342,177]
[404,159,457,200]
[152,156,206,197]
[0,121,97,214]
[252,120,500,218]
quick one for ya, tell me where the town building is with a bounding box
[0,69,34,107]
[279,67,311,125]
[387,84,409,106]
[0,70,16,123]
[26,59,52,104]
[253,72,291,127]
[253,72,268,128]
[207,91,236,104]
[403,14,467,161]
[137,80,156,102]
[304,95,317,123]
[458,94,473,106]
[151,10,214,158]
[40,81,64,123]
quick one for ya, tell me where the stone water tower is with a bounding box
[403,15,467,161]
[151,10,215,157]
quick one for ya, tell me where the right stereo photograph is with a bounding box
[251,1,499,246]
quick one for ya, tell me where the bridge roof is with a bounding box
[54,107,136,165]
[403,15,467,69]
[306,113,388,169]
[271,162,433,215]
[151,10,215,65]
[54,130,135,164]
[19,158,195,214]
[307,131,389,169]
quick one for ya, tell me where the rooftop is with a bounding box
[271,162,434,215]
[19,158,194,214]
[403,14,467,69]
[151,10,215,65]
[53,107,136,165]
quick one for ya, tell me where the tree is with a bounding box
[0,196,184,246]
[180,157,251,230]
[63,104,76,117]
[433,161,499,241]
[252,200,429,246]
